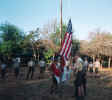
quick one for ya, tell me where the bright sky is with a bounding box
[0,0,112,40]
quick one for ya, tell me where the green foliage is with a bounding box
[71,39,80,56]
[21,29,40,59]
[50,24,67,46]
[0,22,24,57]
[44,49,54,64]
[50,23,80,57]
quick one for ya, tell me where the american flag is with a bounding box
[60,19,72,66]
[50,19,72,84]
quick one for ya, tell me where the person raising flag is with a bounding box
[50,19,73,94]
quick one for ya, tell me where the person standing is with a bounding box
[94,58,100,77]
[39,58,46,79]
[50,56,61,94]
[74,67,85,100]
[26,58,35,79]
[1,61,7,79]
[83,58,88,72]
[73,53,83,73]
[88,62,93,74]
[61,60,72,84]
[13,58,20,79]
[73,53,86,100]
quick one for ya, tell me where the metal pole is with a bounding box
[60,0,63,46]
[59,0,63,98]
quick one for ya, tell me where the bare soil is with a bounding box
[0,68,112,100]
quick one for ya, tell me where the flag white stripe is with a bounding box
[65,40,72,59]
[63,34,72,57]
[67,44,72,59]
[60,33,69,55]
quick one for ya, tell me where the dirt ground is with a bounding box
[0,68,112,100]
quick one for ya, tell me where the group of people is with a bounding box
[88,59,101,75]
[0,54,101,100]
[50,53,101,100]
[0,57,22,79]
[26,58,46,80]
[0,57,46,80]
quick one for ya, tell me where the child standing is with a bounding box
[74,70,85,100]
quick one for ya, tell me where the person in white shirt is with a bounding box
[94,58,100,74]
[88,62,93,73]
[39,58,46,79]
[73,54,83,73]
[26,58,35,79]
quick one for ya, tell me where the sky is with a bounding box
[0,0,112,40]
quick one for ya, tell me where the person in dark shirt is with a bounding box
[74,71,86,100]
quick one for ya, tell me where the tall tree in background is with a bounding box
[50,24,67,46]
[0,22,24,58]
[22,28,40,59]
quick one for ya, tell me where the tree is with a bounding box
[50,24,67,46]
[72,39,80,56]
[80,29,112,67]
[22,28,40,59]
[0,22,24,58]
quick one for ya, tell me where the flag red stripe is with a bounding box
[60,32,68,54]
[61,33,71,56]
[64,34,72,57]
[67,44,72,59]
[60,33,69,56]
[65,39,72,59]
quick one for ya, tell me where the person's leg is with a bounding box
[15,68,17,78]
[42,67,45,79]
[39,67,42,79]
[26,67,31,79]
[76,97,81,100]
[95,67,99,78]
[50,76,57,94]
[16,68,20,79]
[31,67,34,79]
[83,84,86,96]
[2,69,5,79]
[50,76,55,94]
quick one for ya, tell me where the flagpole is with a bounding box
[59,0,63,97]
[60,0,63,46]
